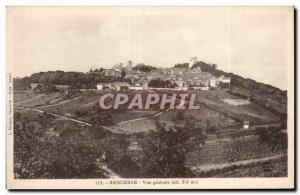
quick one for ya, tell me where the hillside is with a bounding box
[13,61,287,119]
[190,61,287,118]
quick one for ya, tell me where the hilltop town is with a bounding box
[26,57,230,92]
[13,57,288,179]
[14,57,286,117]
[91,57,230,91]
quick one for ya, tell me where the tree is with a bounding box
[44,84,57,94]
[117,155,140,178]
[14,112,21,121]
[121,68,126,78]
[174,63,189,69]
[24,71,132,86]
[13,77,31,91]
[176,111,185,120]
[90,113,113,126]
[256,126,287,153]
[14,113,108,179]
[60,72,79,85]
[33,84,43,92]
[133,64,157,72]
[191,61,211,71]
[206,120,218,135]
[48,71,64,84]
[38,112,55,130]
[142,122,196,178]
[104,135,131,176]
[211,64,217,70]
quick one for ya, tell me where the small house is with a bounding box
[209,76,219,88]
[219,75,231,83]
[243,121,250,129]
[96,83,103,91]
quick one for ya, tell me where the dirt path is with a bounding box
[118,116,153,125]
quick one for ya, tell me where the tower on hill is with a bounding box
[189,56,197,67]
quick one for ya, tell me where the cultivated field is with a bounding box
[13,89,287,178]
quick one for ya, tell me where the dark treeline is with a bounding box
[30,71,132,85]
[190,61,287,98]
[14,71,132,90]
[132,63,157,72]
[174,63,189,69]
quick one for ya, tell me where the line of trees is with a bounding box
[133,63,157,72]
[13,71,132,91]
[174,63,189,69]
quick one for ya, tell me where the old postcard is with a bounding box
[6,6,294,189]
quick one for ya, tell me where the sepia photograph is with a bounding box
[6,6,294,189]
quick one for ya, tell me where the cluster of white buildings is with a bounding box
[96,82,146,91]
[29,57,231,92]
[96,57,231,91]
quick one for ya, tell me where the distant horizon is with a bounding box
[13,60,287,91]
[8,7,293,90]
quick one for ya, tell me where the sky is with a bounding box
[7,7,293,89]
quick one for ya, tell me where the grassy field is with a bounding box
[192,90,281,124]
[14,92,43,103]
[152,89,281,124]
[14,93,63,107]
[14,89,282,133]
[157,106,239,130]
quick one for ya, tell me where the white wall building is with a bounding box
[219,75,231,83]
[243,121,250,129]
[96,84,103,91]
[129,86,144,90]
[209,77,219,87]
[30,83,39,89]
